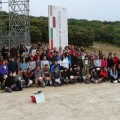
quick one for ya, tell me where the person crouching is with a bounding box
[34,67,45,87]
[43,64,52,86]
[52,66,62,87]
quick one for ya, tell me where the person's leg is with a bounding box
[30,76,35,84]
[35,78,39,87]
[110,76,114,83]
[5,87,12,93]
[16,81,22,91]
[41,80,45,87]
[24,77,29,86]
[90,77,96,83]
[60,78,64,85]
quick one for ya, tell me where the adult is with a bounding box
[34,67,45,87]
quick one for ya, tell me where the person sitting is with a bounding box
[34,66,45,87]
[36,56,41,67]
[14,70,24,90]
[20,58,29,72]
[61,68,69,85]
[110,66,118,83]
[94,56,101,77]
[90,68,99,84]
[58,55,69,70]
[0,60,8,89]
[23,68,34,87]
[101,56,108,68]
[4,72,19,92]
[50,61,60,73]
[113,53,119,66]
[83,56,90,68]
[99,67,108,82]
[68,67,77,84]
[43,64,52,86]
[75,66,83,83]
[82,65,91,84]
[29,56,36,71]
[41,56,50,69]
[8,57,18,73]
[117,64,120,82]
[52,66,62,87]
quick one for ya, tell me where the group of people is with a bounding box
[0,42,120,92]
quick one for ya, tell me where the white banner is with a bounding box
[48,5,68,50]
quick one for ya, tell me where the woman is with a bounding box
[20,58,29,71]
[117,64,120,82]
[110,66,118,83]
[82,65,91,84]
[59,55,69,70]
[68,67,76,84]
[90,68,98,83]
[94,56,101,77]
[4,72,18,92]
[101,56,108,68]
[75,66,83,83]
[83,56,90,68]
[61,68,69,85]
[29,56,36,71]
[100,67,108,82]
[52,66,62,87]
[14,70,24,90]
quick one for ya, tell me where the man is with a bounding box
[1,44,9,59]
[8,58,18,73]
[23,68,34,87]
[17,41,25,55]
[43,64,52,86]
[34,66,45,87]
[52,66,62,87]
[50,61,60,73]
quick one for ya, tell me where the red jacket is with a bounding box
[100,70,108,78]
[33,54,39,61]
[114,57,119,65]
[101,60,108,68]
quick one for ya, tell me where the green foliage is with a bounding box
[68,25,94,46]
[1,11,120,47]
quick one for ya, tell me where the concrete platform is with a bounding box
[0,83,120,120]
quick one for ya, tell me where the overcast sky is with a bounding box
[3,0,120,21]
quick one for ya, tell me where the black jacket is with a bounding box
[5,76,15,88]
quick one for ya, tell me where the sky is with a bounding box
[2,0,120,21]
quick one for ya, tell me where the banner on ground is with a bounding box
[48,5,68,50]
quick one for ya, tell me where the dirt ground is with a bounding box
[0,83,120,120]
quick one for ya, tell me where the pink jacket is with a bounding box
[101,59,108,68]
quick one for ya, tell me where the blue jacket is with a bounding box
[50,64,60,73]
[110,70,118,79]
[20,62,29,71]
[0,64,8,75]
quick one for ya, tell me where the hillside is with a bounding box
[87,42,120,57]
[1,11,120,47]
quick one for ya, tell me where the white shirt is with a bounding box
[31,49,37,56]
[59,58,69,69]
[29,61,36,70]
